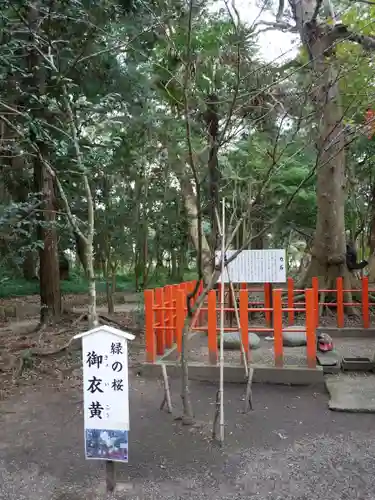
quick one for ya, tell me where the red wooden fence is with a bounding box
[144,277,373,365]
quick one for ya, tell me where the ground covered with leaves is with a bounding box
[0,292,144,402]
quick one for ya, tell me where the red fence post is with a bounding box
[239,289,249,363]
[164,285,173,348]
[172,285,178,342]
[273,289,283,367]
[312,277,319,327]
[208,290,218,364]
[144,289,155,363]
[154,287,165,355]
[264,283,271,326]
[305,288,317,368]
[336,277,344,328]
[362,276,369,329]
[287,277,294,326]
[175,289,185,355]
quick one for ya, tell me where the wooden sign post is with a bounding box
[74,325,135,493]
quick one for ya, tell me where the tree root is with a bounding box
[12,356,25,382]
[98,314,143,335]
[30,337,77,357]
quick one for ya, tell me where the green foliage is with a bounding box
[0,0,375,303]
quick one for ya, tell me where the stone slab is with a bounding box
[317,350,340,366]
[325,373,375,412]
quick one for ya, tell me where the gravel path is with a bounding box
[2,373,375,499]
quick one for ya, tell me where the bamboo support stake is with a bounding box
[243,368,254,413]
[218,199,226,444]
[225,270,248,378]
[160,364,173,413]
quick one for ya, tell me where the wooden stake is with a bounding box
[243,367,254,413]
[212,389,220,440]
[160,364,173,413]
[105,460,116,492]
[226,272,248,378]
[219,198,226,444]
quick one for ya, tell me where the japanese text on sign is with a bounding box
[215,249,287,283]
[82,332,130,430]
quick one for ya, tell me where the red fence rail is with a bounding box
[144,277,374,365]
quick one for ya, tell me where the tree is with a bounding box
[266,0,375,305]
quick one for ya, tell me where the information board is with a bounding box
[216,249,286,283]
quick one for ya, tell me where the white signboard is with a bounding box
[216,249,286,283]
[74,326,135,463]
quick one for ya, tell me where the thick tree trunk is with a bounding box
[34,158,61,323]
[293,11,355,305]
[27,2,61,323]
[178,171,212,283]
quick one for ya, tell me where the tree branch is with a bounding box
[312,0,324,22]
[254,20,298,35]
[331,24,375,50]
[223,162,317,268]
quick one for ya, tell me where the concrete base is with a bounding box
[139,361,324,386]
[321,364,341,375]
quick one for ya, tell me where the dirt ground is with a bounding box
[2,371,375,499]
[2,293,375,499]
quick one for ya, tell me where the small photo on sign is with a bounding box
[85,428,128,462]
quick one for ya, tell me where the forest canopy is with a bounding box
[0,0,374,323]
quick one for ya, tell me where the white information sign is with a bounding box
[74,326,135,463]
[216,249,286,283]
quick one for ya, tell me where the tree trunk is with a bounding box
[251,221,264,250]
[171,248,177,279]
[34,158,61,323]
[23,251,38,280]
[105,259,115,315]
[206,94,220,251]
[85,237,97,328]
[59,252,70,280]
[27,2,61,323]
[177,166,212,283]
[293,11,354,304]
[368,185,375,281]
[177,246,186,280]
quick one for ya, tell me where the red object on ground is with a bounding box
[317,333,333,353]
